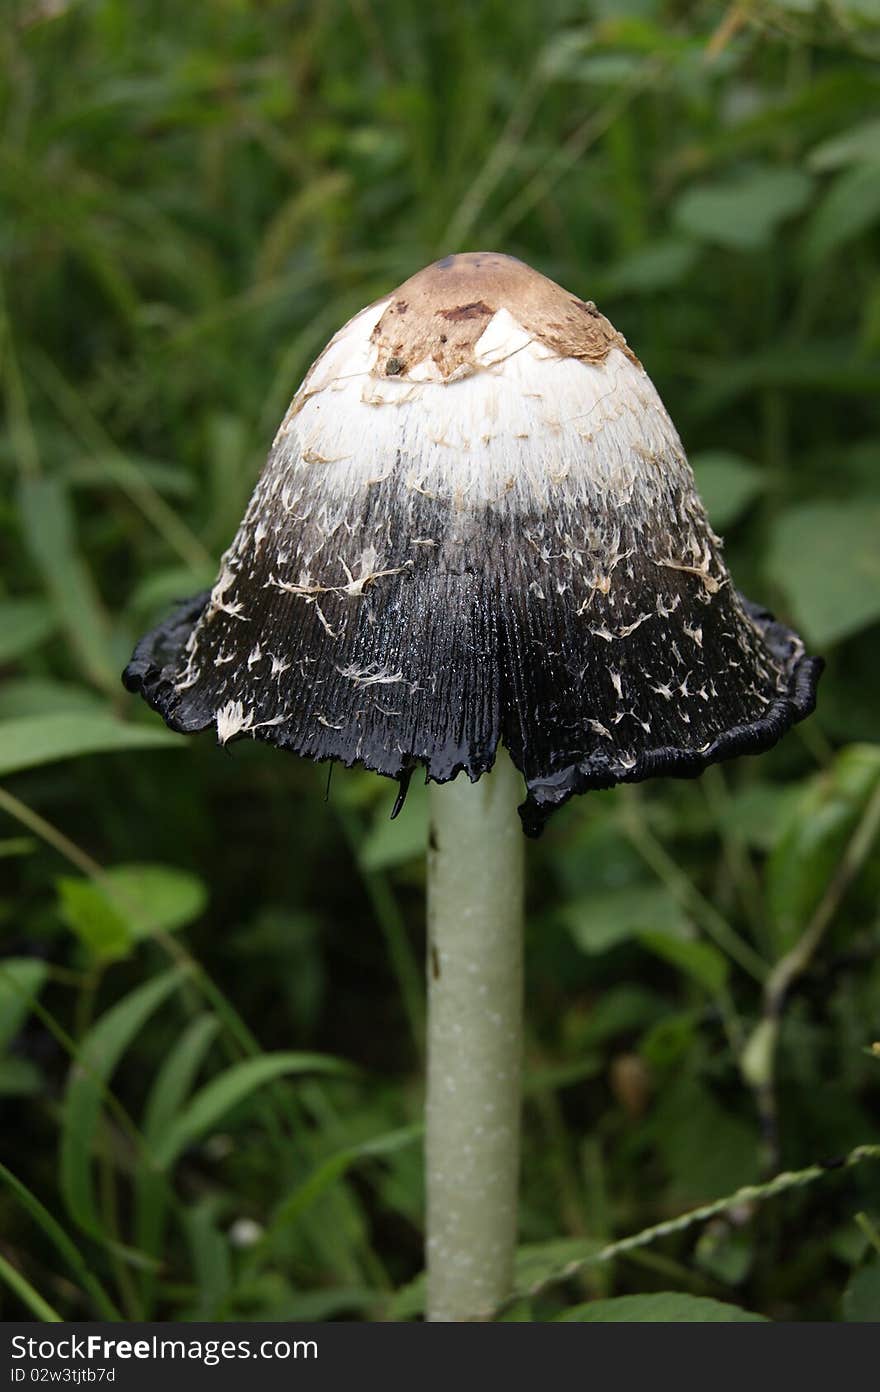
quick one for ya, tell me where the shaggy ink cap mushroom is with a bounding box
[124,252,822,835]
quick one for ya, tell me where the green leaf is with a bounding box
[274,1287,380,1320]
[0,599,56,663]
[0,958,48,1053]
[638,931,729,994]
[694,1225,754,1285]
[61,967,186,1236]
[693,343,880,417]
[57,863,208,962]
[640,1010,699,1069]
[674,168,813,251]
[153,1051,354,1170]
[114,863,206,943]
[843,1258,880,1321]
[386,1272,426,1320]
[766,500,880,647]
[842,0,880,23]
[129,564,217,618]
[740,1018,778,1091]
[17,475,118,693]
[0,680,107,721]
[808,119,880,172]
[802,162,880,266]
[715,782,805,852]
[0,1058,43,1096]
[57,879,129,961]
[767,0,820,14]
[605,240,699,294]
[573,985,666,1047]
[766,744,880,954]
[557,1292,767,1321]
[563,885,685,955]
[0,713,180,778]
[359,780,428,870]
[690,452,765,530]
[66,452,196,498]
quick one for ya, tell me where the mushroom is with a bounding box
[124,252,821,1321]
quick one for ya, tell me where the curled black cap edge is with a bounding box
[122,592,823,839]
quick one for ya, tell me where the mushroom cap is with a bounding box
[124,252,821,834]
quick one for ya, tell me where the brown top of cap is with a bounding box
[370,251,637,380]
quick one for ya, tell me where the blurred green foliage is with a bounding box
[1,0,879,1323]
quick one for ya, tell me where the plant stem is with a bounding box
[618,789,769,982]
[425,747,524,1322]
[742,778,880,1171]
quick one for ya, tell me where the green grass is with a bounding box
[1,0,879,1322]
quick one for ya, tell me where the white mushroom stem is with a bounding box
[425,746,525,1322]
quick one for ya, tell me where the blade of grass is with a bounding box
[152,1051,356,1171]
[0,786,326,1171]
[0,717,181,780]
[0,962,172,1272]
[135,1014,220,1316]
[0,1162,121,1320]
[0,788,382,1289]
[143,1014,221,1145]
[0,282,40,479]
[618,789,769,982]
[61,967,187,1237]
[182,1202,233,1320]
[485,57,667,244]
[28,350,214,575]
[262,1123,422,1242]
[0,1252,62,1322]
[17,475,119,695]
